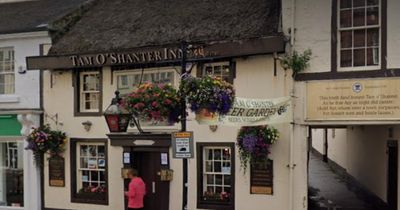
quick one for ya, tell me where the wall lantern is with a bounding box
[104,91,131,132]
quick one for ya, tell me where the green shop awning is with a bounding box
[0,115,22,136]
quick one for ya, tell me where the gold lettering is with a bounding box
[154,51,162,61]
[110,53,117,63]
[126,54,133,63]
[69,56,78,66]
[117,54,126,63]
[147,52,154,62]
[95,54,106,65]
[132,53,140,62]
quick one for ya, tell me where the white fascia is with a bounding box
[0,31,49,40]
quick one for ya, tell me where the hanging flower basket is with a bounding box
[180,76,235,119]
[236,125,279,173]
[25,124,67,167]
[122,82,181,124]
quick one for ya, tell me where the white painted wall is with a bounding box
[327,128,347,169]
[0,32,50,109]
[42,55,309,210]
[311,129,324,154]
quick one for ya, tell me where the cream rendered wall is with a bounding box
[281,0,331,73]
[387,0,400,69]
[311,129,324,154]
[327,129,347,169]
[43,55,308,210]
[346,125,390,202]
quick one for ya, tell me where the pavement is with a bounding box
[308,152,377,210]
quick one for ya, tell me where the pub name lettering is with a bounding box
[69,47,208,67]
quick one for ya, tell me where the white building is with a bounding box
[0,0,87,209]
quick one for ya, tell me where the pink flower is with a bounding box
[164,99,172,105]
[152,101,158,107]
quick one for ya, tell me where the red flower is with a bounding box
[164,99,172,105]
[152,101,158,107]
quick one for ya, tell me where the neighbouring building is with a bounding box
[0,0,89,210]
[293,0,400,210]
[26,0,309,210]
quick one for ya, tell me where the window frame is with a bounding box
[334,0,386,72]
[74,69,103,116]
[0,47,15,95]
[196,60,236,84]
[197,142,235,210]
[114,67,181,129]
[70,138,108,205]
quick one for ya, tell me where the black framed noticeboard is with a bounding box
[49,156,65,187]
[250,159,273,195]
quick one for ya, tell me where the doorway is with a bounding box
[387,141,398,210]
[124,150,170,210]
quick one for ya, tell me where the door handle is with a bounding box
[152,181,155,194]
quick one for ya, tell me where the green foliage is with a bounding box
[280,49,312,77]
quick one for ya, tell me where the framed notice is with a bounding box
[49,156,65,187]
[250,159,273,195]
[172,131,194,158]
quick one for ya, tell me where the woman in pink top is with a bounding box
[125,169,146,210]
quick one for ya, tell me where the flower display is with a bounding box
[79,185,107,194]
[26,124,67,166]
[236,125,279,172]
[122,82,181,124]
[203,191,231,202]
[180,76,235,115]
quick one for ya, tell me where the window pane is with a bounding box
[353,0,366,7]
[340,50,353,67]
[205,161,212,172]
[353,8,365,27]
[367,7,379,25]
[367,0,379,6]
[214,161,222,172]
[367,48,379,65]
[224,175,231,185]
[214,149,221,160]
[340,10,352,28]
[215,175,223,185]
[340,0,352,9]
[207,175,214,184]
[354,29,366,47]
[341,31,353,48]
[354,49,366,66]
[0,74,15,94]
[367,28,379,46]
[80,157,88,168]
[0,142,24,207]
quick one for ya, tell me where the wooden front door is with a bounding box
[130,151,170,210]
[388,141,398,210]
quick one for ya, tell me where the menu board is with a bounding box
[250,159,273,195]
[49,156,65,187]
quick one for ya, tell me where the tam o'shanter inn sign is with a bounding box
[26,37,285,70]
[306,78,400,121]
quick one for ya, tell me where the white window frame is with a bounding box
[76,142,106,192]
[201,62,232,83]
[202,146,232,201]
[114,67,180,129]
[0,47,15,95]
[338,0,381,71]
[79,71,100,112]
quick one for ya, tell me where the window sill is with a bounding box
[0,95,20,103]
[71,196,108,205]
[197,201,234,210]
[338,66,380,72]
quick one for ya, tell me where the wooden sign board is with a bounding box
[250,159,273,195]
[49,156,65,187]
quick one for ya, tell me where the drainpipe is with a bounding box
[289,0,296,210]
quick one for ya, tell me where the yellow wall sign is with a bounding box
[306,78,400,121]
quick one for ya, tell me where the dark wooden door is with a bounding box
[388,141,398,210]
[132,151,170,210]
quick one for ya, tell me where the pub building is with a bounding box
[26,0,308,210]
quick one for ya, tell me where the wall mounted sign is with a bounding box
[197,97,292,126]
[49,156,65,187]
[172,131,194,158]
[250,159,273,195]
[307,78,400,121]
[26,37,285,70]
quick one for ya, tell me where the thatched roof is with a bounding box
[0,0,88,35]
[49,0,282,55]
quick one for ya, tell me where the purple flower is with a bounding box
[241,135,258,153]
